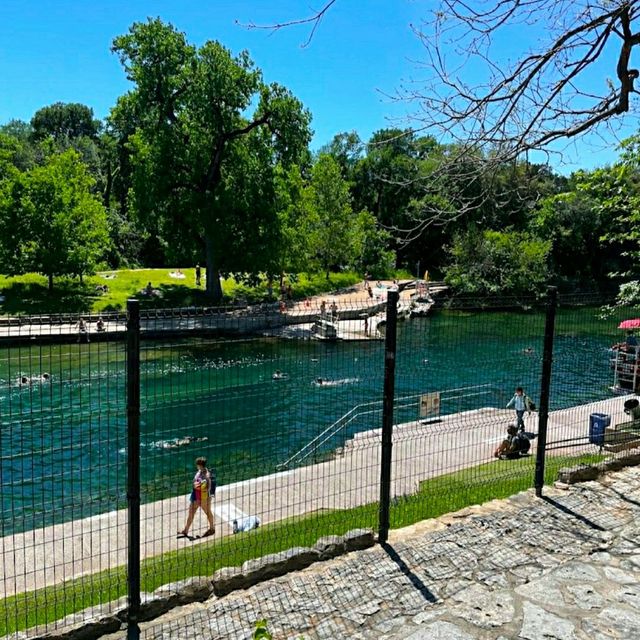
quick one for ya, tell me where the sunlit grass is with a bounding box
[0,270,364,315]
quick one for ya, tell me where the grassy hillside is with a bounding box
[0,270,363,315]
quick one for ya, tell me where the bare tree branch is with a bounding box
[405,1,640,160]
[236,1,337,47]
[242,2,640,245]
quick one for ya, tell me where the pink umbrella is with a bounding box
[618,318,640,329]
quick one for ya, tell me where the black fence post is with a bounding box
[534,286,558,497]
[126,299,141,628]
[378,289,399,544]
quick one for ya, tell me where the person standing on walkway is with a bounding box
[178,456,215,538]
[506,386,532,432]
[195,264,201,287]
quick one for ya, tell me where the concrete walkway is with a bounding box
[0,396,634,598]
[102,463,640,639]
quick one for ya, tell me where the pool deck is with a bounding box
[0,394,634,598]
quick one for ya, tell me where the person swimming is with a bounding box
[17,373,50,386]
[272,370,288,380]
[313,377,359,387]
[149,436,208,450]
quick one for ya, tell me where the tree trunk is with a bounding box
[205,234,223,303]
[48,273,53,292]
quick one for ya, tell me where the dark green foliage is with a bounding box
[31,102,100,141]
[110,19,312,301]
[444,229,551,296]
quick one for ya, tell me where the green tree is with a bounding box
[31,102,100,142]
[0,150,109,290]
[0,171,33,275]
[444,229,551,296]
[0,120,38,173]
[317,131,362,181]
[532,190,609,288]
[354,209,395,278]
[110,19,311,301]
[306,154,364,278]
[591,137,640,278]
[270,164,313,278]
[351,129,444,270]
[352,129,424,231]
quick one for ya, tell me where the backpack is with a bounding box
[525,395,536,411]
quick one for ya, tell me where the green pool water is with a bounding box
[0,307,622,534]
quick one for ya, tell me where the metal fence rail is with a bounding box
[1,286,636,637]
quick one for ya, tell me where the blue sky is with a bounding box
[0,1,636,173]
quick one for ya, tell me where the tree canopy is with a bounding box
[1,14,640,299]
[110,18,311,300]
[0,149,109,289]
[31,102,100,142]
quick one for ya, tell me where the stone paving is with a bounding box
[100,465,640,640]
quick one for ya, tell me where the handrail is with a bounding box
[276,399,381,470]
[276,383,495,470]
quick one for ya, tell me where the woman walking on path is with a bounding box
[178,456,216,537]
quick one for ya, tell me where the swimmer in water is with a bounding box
[314,377,359,387]
[523,347,534,355]
[19,376,30,386]
[157,436,208,450]
[272,370,288,380]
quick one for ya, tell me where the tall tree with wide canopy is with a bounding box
[110,19,311,301]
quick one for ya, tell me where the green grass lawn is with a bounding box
[0,270,364,315]
[0,451,605,635]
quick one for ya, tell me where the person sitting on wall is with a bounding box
[494,424,531,459]
[77,318,90,343]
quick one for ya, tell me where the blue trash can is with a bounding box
[589,413,611,446]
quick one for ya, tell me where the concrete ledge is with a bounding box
[557,451,640,484]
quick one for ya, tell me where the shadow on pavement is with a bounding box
[541,495,606,531]
[381,542,438,604]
